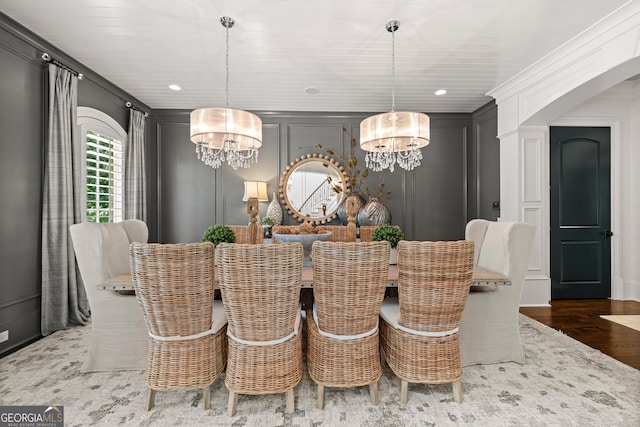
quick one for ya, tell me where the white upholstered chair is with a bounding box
[459,219,536,366]
[69,220,148,372]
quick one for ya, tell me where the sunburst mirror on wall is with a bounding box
[278,154,350,225]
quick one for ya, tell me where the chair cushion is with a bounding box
[380,298,459,337]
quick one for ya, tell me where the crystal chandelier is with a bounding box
[190,17,262,170]
[360,20,430,172]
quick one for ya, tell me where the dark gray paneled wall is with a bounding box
[154,111,474,243]
[0,13,154,356]
[0,25,43,355]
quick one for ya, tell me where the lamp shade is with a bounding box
[360,111,430,152]
[243,181,269,201]
[190,107,262,150]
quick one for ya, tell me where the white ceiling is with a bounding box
[0,0,629,113]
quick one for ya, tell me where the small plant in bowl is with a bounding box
[372,224,404,264]
[372,224,404,248]
[202,224,236,246]
[261,216,274,227]
[261,216,274,237]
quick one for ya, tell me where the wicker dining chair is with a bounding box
[358,226,378,242]
[316,225,356,242]
[129,242,228,411]
[228,225,264,244]
[215,242,304,416]
[379,240,474,404]
[307,241,390,409]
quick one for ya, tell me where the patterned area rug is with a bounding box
[600,315,640,332]
[1,315,639,427]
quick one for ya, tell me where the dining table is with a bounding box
[98,265,510,292]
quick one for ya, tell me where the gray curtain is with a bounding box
[41,64,90,336]
[124,109,146,221]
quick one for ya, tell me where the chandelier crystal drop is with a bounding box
[360,20,430,173]
[189,16,262,170]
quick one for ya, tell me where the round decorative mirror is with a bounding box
[279,154,350,224]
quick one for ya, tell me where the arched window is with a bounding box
[77,107,127,223]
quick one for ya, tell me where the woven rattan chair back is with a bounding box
[215,242,303,342]
[316,225,356,242]
[228,225,264,244]
[397,240,475,332]
[131,242,216,339]
[358,226,378,242]
[129,242,227,411]
[312,241,389,335]
[215,242,304,415]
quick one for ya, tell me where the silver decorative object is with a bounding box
[357,199,391,226]
[266,192,283,226]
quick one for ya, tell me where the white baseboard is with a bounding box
[623,280,640,302]
[520,277,551,306]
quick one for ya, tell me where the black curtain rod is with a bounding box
[41,52,83,80]
[125,101,149,117]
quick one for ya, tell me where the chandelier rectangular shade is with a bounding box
[190,107,262,150]
[359,111,430,152]
[242,181,269,201]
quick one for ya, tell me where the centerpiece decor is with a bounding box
[202,224,236,246]
[272,222,332,266]
[372,224,404,264]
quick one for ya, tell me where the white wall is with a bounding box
[490,2,640,304]
[630,81,640,300]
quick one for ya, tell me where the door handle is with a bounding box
[605,230,614,238]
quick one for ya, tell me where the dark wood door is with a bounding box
[550,127,611,299]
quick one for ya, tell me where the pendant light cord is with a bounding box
[391,25,396,113]
[225,23,230,108]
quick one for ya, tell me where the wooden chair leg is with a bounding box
[317,384,325,410]
[227,391,238,416]
[286,389,295,414]
[452,380,463,403]
[369,381,380,405]
[145,388,156,411]
[400,380,409,405]
[203,386,211,410]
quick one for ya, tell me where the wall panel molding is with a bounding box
[156,112,473,241]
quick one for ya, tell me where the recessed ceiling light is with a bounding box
[169,84,182,91]
[304,87,320,95]
[435,89,447,96]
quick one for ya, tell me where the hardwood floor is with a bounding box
[520,299,640,370]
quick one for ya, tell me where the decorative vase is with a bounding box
[357,198,391,226]
[389,248,397,265]
[266,192,283,226]
[337,193,365,225]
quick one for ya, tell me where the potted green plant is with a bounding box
[372,224,404,264]
[261,215,274,238]
[202,224,236,246]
